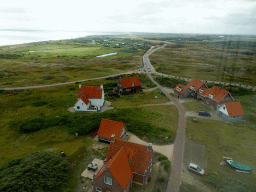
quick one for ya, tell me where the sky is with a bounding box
[1,0,256,35]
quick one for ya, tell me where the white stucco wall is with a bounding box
[74,99,89,111]
[217,104,229,116]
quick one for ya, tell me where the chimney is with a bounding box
[148,143,153,151]
[100,84,103,89]
[111,134,115,142]
[79,84,82,89]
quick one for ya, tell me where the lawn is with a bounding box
[182,101,213,112]
[149,40,256,86]
[185,92,256,192]
[107,88,169,108]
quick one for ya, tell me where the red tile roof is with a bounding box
[120,76,141,89]
[106,139,152,175]
[78,86,103,99]
[97,119,125,139]
[185,78,205,91]
[80,94,90,105]
[225,102,244,117]
[95,147,133,189]
[200,86,231,102]
[174,84,186,94]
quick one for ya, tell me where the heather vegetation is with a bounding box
[0,151,70,192]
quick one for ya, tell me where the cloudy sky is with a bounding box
[1,0,256,35]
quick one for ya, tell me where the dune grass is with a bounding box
[149,41,256,86]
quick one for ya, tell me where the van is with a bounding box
[198,110,211,116]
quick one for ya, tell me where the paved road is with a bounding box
[144,46,186,192]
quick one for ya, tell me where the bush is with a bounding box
[31,101,48,107]
[161,160,171,172]
[0,151,70,192]
[154,76,187,88]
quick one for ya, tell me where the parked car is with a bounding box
[188,163,205,175]
[198,110,211,116]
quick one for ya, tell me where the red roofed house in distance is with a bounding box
[74,85,104,112]
[117,76,141,95]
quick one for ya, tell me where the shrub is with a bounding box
[161,160,171,172]
[154,76,187,88]
[0,151,70,192]
[31,101,48,107]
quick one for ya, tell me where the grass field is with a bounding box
[149,40,256,86]
[182,101,213,112]
[185,93,256,191]
[0,36,152,88]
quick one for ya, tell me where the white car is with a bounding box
[188,163,205,175]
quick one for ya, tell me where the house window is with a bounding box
[104,176,112,185]
[209,94,214,99]
[96,187,102,192]
[77,106,80,109]
[223,107,225,110]
[82,103,83,105]
[126,89,131,91]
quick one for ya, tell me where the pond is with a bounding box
[96,52,118,57]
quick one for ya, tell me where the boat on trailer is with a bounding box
[226,159,254,172]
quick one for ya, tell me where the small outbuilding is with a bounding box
[97,119,128,143]
[217,102,244,122]
[117,76,141,95]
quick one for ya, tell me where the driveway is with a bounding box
[185,111,223,121]
[128,132,174,161]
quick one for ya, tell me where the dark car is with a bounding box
[198,110,211,116]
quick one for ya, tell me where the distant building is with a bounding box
[217,102,244,122]
[74,85,104,112]
[117,76,141,95]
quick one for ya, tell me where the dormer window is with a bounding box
[176,87,182,92]
[190,86,195,90]
[199,89,204,93]
[132,83,134,87]
[209,94,214,99]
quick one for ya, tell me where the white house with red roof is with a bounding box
[97,119,128,143]
[74,85,104,112]
[217,102,244,122]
